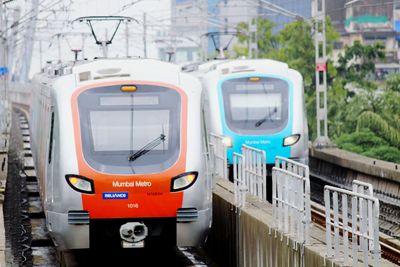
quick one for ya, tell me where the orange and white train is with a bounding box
[30,59,212,250]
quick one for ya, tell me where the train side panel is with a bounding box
[177,72,211,246]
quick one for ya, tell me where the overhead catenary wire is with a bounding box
[0,0,66,36]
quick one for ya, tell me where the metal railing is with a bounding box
[275,156,308,178]
[208,133,228,180]
[324,182,381,267]
[272,157,311,244]
[353,180,375,253]
[242,145,267,201]
[233,152,246,208]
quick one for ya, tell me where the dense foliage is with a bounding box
[234,18,400,163]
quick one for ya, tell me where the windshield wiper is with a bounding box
[128,134,166,162]
[255,107,277,128]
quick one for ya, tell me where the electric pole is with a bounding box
[125,22,129,57]
[0,1,3,67]
[143,13,147,58]
[57,33,62,62]
[0,0,4,109]
[8,7,20,77]
[19,0,39,82]
[39,40,43,70]
[248,19,258,58]
[312,0,331,148]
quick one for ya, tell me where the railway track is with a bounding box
[18,109,58,266]
[311,171,400,238]
[311,203,400,265]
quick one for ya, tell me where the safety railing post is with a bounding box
[241,144,267,202]
[273,156,311,245]
[324,188,332,257]
[353,180,375,251]
[342,194,349,266]
[209,133,229,180]
[373,201,381,267]
[324,182,380,267]
[351,196,358,267]
[233,152,246,209]
[223,141,227,180]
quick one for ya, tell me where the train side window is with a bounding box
[48,111,55,164]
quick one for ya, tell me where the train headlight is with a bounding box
[283,134,301,147]
[65,174,95,194]
[171,172,198,192]
[222,136,233,148]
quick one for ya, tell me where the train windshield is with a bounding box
[77,85,181,175]
[221,77,289,135]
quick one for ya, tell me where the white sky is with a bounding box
[25,0,171,77]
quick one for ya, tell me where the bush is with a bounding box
[334,130,400,163]
[362,146,400,164]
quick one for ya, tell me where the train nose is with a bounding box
[119,222,148,247]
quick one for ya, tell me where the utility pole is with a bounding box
[312,0,331,147]
[19,0,39,82]
[57,34,62,62]
[248,19,258,58]
[8,7,20,77]
[39,40,43,70]
[125,22,129,57]
[0,0,4,107]
[0,1,3,67]
[143,12,147,58]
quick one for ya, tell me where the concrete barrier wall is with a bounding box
[206,178,340,267]
[310,147,399,183]
[310,148,400,217]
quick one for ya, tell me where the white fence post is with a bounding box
[233,152,246,209]
[209,133,228,180]
[241,145,267,201]
[324,182,381,267]
[272,156,311,245]
[353,180,374,251]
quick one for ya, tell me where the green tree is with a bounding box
[277,17,339,92]
[357,111,400,148]
[385,73,400,93]
[331,42,400,163]
[336,41,385,84]
[234,18,278,58]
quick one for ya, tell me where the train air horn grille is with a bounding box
[68,210,90,225]
[176,208,198,223]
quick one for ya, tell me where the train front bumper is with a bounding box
[46,208,211,250]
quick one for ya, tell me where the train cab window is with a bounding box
[221,77,289,135]
[77,85,181,175]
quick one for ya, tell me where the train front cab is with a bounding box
[46,78,211,250]
[215,73,308,200]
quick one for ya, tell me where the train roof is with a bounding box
[36,58,181,85]
[183,58,292,76]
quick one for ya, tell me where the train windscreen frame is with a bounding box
[77,84,181,175]
[221,77,289,135]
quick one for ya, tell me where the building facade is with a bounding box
[334,0,398,64]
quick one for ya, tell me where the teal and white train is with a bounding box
[186,59,309,172]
